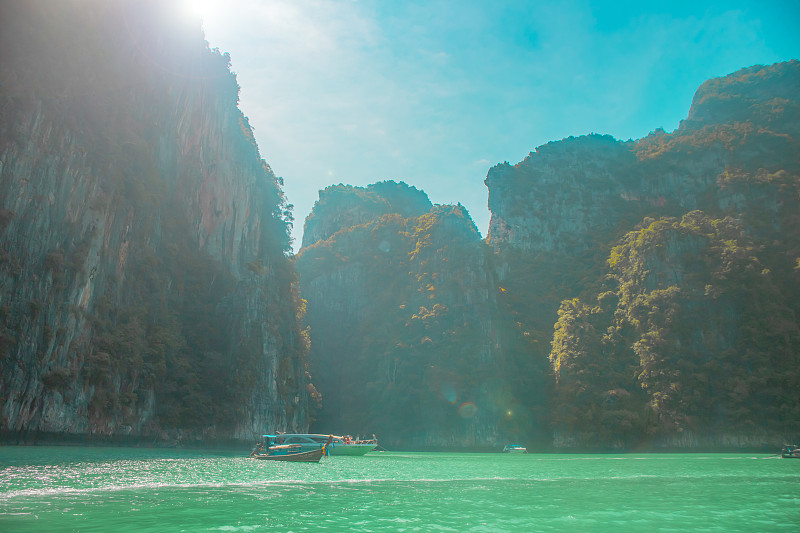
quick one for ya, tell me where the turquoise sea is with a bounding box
[1,446,798,532]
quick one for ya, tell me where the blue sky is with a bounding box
[189,0,799,252]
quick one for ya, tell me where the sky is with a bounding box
[185,0,799,252]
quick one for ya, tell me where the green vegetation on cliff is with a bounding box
[551,212,799,447]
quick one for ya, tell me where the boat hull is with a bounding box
[327,443,376,456]
[252,448,324,462]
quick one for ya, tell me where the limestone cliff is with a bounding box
[487,60,800,449]
[297,186,541,449]
[0,0,310,443]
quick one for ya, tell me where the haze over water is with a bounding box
[1,446,798,532]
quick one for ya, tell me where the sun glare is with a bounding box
[182,0,219,23]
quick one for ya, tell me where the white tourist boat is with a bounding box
[272,433,378,456]
[502,444,527,453]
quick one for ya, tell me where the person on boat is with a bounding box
[250,442,265,457]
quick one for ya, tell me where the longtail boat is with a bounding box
[249,435,326,462]
[781,445,800,459]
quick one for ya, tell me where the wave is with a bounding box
[0,475,533,501]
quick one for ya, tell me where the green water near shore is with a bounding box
[1,446,798,532]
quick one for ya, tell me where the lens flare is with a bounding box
[458,402,477,419]
[440,382,457,404]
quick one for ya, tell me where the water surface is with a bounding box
[1,447,798,531]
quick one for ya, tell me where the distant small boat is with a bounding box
[249,435,326,462]
[502,444,527,454]
[781,445,800,459]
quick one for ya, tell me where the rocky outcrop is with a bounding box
[486,135,648,253]
[297,199,540,449]
[682,61,800,135]
[486,60,800,449]
[301,180,432,248]
[0,0,310,443]
[486,62,800,257]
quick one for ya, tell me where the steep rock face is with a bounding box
[487,61,800,449]
[486,135,642,253]
[297,200,540,449]
[683,61,800,135]
[0,0,310,442]
[300,181,432,248]
[487,62,800,257]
